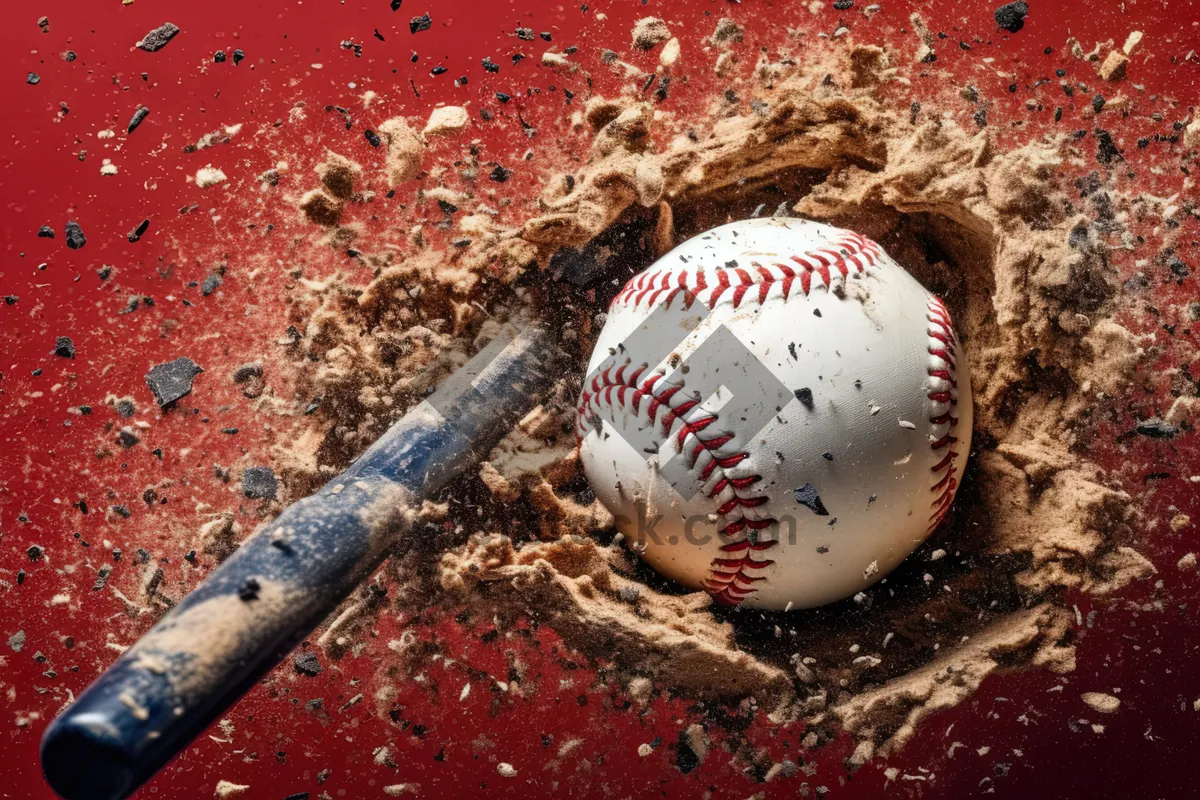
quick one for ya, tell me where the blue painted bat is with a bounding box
[40,319,562,800]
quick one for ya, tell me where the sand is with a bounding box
[248,26,1155,759]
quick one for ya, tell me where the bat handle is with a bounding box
[40,321,559,800]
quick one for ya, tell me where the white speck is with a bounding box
[977,745,990,756]
[898,418,916,429]
[383,785,418,797]
[930,549,946,561]
[100,159,118,176]
[195,166,227,188]
[923,573,933,583]
[97,129,115,139]
[459,683,471,702]
[637,743,653,757]
[863,560,879,579]
[51,593,71,605]
[784,601,794,612]
[869,404,882,415]
[311,63,323,69]
[893,453,912,465]
[497,763,518,777]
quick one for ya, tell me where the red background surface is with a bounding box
[3,0,1200,798]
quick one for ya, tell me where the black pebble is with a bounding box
[63,51,76,62]
[794,387,814,409]
[145,357,204,407]
[232,49,245,65]
[27,72,41,85]
[994,2,1028,33]
[1091,94,1105,114]
[410,13,432,34]
[489,164,511,182]
[833,0,853,8]
[214,50,226,63]
[128,106,150,134]
[294,651,323,676]
[65,221,86,249]
[242,466,278,500]
[391,0,403,9]
[201,274,223,296]
[496,92,511,103]
[37,225,55,238]
[54,336,75,359]
[365,129,381,147]
[482,57,500,73]
[793,483,830,516]
[430,65,447,75]
[128,218,150,242]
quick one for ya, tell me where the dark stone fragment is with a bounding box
[92,567,112,591]
[793,483,829,516]
[54,336,75,359]
[214,50,226,63]
[116,428,140,448]
[833,0,853,8]
[128,218,150,242]
[410,13,432,34]
[63,51,76,62]
[146,357,204,407]
[27,545,45,561]
[232,49,245,65]
[974,107,988,127]
[1095,129,1121,164]
[482,57,499,73]
[4,296,17,305]
[675,730,702,773]
[391,0,403,9]
[512,53,526,64]
[1135,419,1178,439]
[294,651,323,676]
[110,505,131,519]
[364,129,381,147]
[516,27,534,40]
[822,452,834,461]
[65,221,86,249]
[201,274,223,296]
[496,91,511,103]
[994,2,1028,33]
[1091,94,1105,114]
[27,72,41,85]
[128,105,150,133]
[1168,256,1190,278]
[242,466,278,500]
[37,225,54,238]
[136,22,180,52]
[430,65,447,75]
[489,164,511,182]
[116,399,136,417]
[794,388,814,409]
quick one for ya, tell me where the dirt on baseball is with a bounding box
[249,21,1159,761]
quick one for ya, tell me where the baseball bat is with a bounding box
[39,318,563,800]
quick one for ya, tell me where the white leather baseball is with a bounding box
[576,218,972,610]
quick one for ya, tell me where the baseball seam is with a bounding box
[925,296,961,531]
[609,231,882,312]
[577,364,778,605]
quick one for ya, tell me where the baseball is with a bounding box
[577,218,973,611]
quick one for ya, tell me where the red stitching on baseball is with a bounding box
[576,365,778,606]
[609,231,881,311]
[926,296,962,532]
